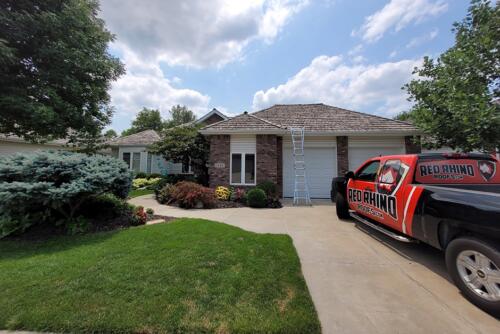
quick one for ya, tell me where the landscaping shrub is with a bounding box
[215,186,230,201]
[0,151,132,238]
[246,188,267,208]
[171,181,216,209]
[257,180,278,197]
[156,183,175,204]
[132,177,162,189]
[146,208,154,215]
[230,188,247,203]
[131,206,147,226]
[134,172,147,179]
[152,174,197,196]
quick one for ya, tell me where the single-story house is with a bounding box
[199,103,421,198]
[109,108,227,174]
[0,134,71,155]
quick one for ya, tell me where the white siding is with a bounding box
[348,136,405,171]
[230,135,256,154]
[0,141,66,155]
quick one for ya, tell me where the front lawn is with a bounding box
[0,219,320,333]
[128,188,154,198]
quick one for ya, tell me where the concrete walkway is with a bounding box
[131,195,500,334]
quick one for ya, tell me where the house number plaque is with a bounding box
[214,162,225,169]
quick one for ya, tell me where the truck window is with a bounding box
[356,161,380,181]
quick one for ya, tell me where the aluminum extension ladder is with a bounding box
[290,127,312,206]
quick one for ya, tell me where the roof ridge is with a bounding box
[331,105,415,125]
[246,113,284,129]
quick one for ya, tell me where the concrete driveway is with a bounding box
[131,195,500,334]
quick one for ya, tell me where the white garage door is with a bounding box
[283,146,337,198]
[348,137,405,171]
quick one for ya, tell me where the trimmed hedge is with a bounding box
[246,188,267,208]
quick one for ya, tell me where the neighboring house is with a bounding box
[0,134,70,155]
[200,103,420,198]
[109,108,227,174]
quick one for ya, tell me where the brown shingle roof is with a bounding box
[201,104,418,134]
[108,129,160,146]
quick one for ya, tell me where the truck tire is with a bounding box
[445,237,500,317]
[336,192,350,219]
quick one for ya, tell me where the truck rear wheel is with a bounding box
[335,192,350,219]
[445,237,500,317]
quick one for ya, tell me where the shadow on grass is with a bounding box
[0,228,119,261]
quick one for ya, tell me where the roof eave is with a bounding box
[199,129,421,136]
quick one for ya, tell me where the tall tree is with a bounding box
[404,0,499,152]
[121,108,163,136]
[164,105,196,128]
[0,0,124,144]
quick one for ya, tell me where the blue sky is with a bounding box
[99,0,471,133]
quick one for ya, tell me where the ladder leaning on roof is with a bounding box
[290,127,312,206]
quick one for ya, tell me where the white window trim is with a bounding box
[230,152,256,186]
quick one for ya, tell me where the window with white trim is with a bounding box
[231,153,255,185]
[122,152,141,172]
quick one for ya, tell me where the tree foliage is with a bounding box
[152,125,209,184]
[0,151,132,237]
[121,108,163,136]
[164,105,197,128]
[104,129,118,139]
[404,0,499,152]
[0,0,124,144]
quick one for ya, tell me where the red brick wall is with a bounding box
[276,136,283,196]
[336,136,349,176]
[256,134,278,183]
[405,136,422,154]
[208,135,230,188]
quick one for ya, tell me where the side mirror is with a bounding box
[345,171,355,180]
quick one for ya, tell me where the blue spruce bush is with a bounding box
[0,150,132,237]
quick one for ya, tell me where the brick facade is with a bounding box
[336,136,349,176]
[405,136,422,154]
[256,135,282,195]
[208,135,230,188]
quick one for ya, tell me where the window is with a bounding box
[231,153,255,185]
[132,152,141,172]
[147,153,152,174]
[123,152,131,166]
[356,160,380,182]
[378,160,401,185]
[181,158,192,174]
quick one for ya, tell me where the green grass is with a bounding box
[128,188,154,198]
[0,219,320,333]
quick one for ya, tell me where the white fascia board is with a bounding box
[200,129,421,136]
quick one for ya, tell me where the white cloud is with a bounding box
[252,55,422,117]
[109,44,211,125]
[100,0,308,68]
[389,50,398,58]
[406,28,439,48]
[353,0,447,43]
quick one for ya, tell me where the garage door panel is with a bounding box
[283,147,337,198]
[348,146,405,171]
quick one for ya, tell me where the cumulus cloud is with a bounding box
[252,55,422,117]
[99,0,308,68]
[406,28,439,48]
[353,0,447,43]
[109,44,211,123]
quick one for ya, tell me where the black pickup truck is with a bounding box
[331,153,500,316]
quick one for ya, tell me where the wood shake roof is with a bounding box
[108,129,161,146]
[201,104,418,135]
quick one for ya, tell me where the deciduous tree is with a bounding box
[404,0,499,152]
[0,0,124,145]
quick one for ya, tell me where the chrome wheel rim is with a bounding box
[456,250,500,302]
